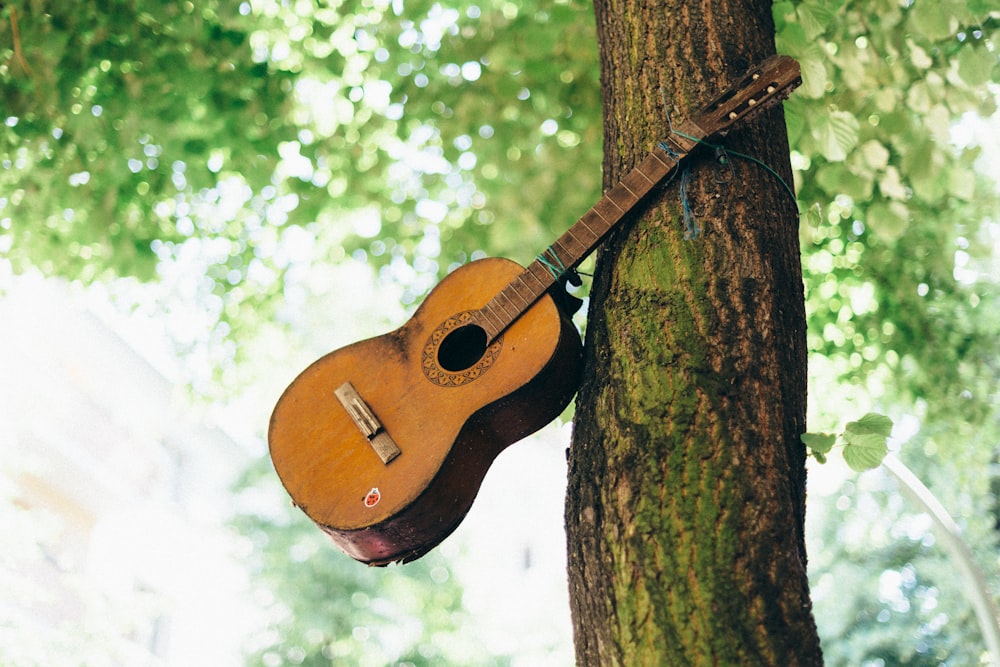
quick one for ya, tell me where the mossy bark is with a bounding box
[565,0,823,664]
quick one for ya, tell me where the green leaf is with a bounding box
[839,413,892,471]
[798,53,829,99]
[802,432,837,456]
[796,0,841,40]
[842,431,889,471]
[947,164,976,202]
[776,21,811,55]
[797,5,827,41]
[772,1,796,31]
[957,46,996,88]
[907,3,957,41]
[867,201,910,243]
[812,110,860,162]
[845,412,894,438]
[816,163,873,201]
[860,140,890,171]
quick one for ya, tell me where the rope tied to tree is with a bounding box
[657,88,799,239]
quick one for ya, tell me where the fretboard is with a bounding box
[464,53,804,343]
[470,121,702,343]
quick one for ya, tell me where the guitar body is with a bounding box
[268,257,582,565]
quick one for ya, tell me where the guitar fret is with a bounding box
[588,208,609,227]
[490,300,510,322]
[552,239,572,263]
[510,277,534,306]
[574,211,603,240]
[480,303,506,334]
[650,147,678,168]
[606,184,639,210]
[577,217,598,238]
[601,195,625,213]
[526,264,552,290]
[473,304,499,333]
[593,196,624,221]
[499,290,521,317]
[514,272,544,305]
[499,294,519,321]
[564,228,589,254]
[671,119,703,152]
[589,206,609,224]
[632,167,655,183]
[475,313,501,341]
[622,163,657,192]
[648,148,681,175]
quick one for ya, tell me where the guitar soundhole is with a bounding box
[437,324,488,372]
[422,311,502,386]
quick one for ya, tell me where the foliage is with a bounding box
[1,1,295,278]
[803,411,894,470]
[1,0,601,343]
[776,1,1000,662]
[3,0,1000,663]
[777,0,1000,426]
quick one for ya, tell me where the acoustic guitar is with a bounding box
[268,55,802,565]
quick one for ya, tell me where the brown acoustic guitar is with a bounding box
[268,55,802,565]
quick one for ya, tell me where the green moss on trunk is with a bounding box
[566,1,822,664]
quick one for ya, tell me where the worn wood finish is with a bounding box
[269,257,582,565]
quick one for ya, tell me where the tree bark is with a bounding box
[565,0,823,664]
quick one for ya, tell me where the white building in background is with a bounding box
[0,276,256,666]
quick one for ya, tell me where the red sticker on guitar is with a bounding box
[364,487,381,508]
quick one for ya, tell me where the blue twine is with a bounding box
[679,168,701,239]
[658,91,800,238]
[536,245,567,279]
[657,140,683,164]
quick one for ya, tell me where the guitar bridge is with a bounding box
[334,382,401,464]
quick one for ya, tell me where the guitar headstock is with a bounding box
[691,55,802,138]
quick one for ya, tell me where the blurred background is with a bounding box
[1,1,998,665]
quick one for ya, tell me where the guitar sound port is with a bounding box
[437,324,488,372]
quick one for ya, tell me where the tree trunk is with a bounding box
[565,1,823,664]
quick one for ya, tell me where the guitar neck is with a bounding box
[468,54,802,343]
[470,121,702,342]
